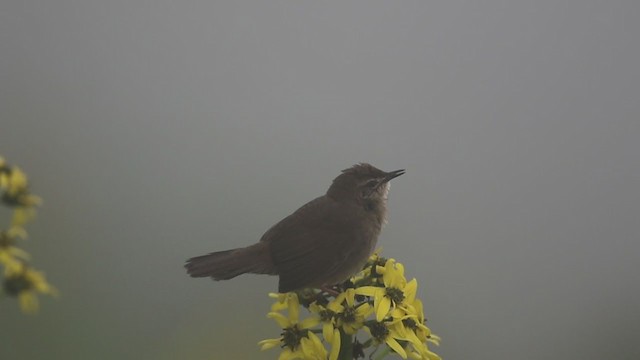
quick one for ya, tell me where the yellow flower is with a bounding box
[0,251,23,274]
[405,299,439,345]
[0,156,56,315]
[308,298,340,344]
[3,265,58,314]
[305,288,370,359]
[0,230,31,273]
[355,259,418,321]
[386,294,442,360]
[5,167,28,195]
[351,250,386,285]
[388,300,441,360]
[259,293,331,360]
[0,166,42,207]
[269,292,293,312]
[364,320,411,359]
[261,251,440,360]
[267,293,320,332]
[299,331,330,360]
[333,288,374,334]
[308,301,342,359]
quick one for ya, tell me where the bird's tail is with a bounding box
[185,242,276,280]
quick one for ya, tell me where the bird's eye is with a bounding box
[365,179,378,188]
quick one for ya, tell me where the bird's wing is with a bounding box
[261,196,358,292]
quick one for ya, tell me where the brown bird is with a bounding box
[185,163,405,293]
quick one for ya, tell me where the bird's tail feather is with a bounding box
[185,242,276,280]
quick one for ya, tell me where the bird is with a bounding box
[185,163,405,293]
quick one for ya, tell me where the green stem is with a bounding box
[337,329,353,360]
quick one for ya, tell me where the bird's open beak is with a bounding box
[382,169,405,183]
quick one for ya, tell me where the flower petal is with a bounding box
[270,293,289,311]
[427,333,441,346]
[329,328,341,360]
[298,316,320,330]
[376,296,392,321]
[404,279,418,304]
[323,323,334,343]
[413,299,425,322]
[267,312,291,328]
[258,338,281,350]
[344,288,356,307]
[386,337,408,359]
[7,247,30,261]
[357,303,374,319]
[396,263,405,278]
[354,286,379,297]
[278,348,297,360]
[301,332,327,359]
[287,293,300,323]
[308,332,326,352]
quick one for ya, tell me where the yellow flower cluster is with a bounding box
[259,252,441,360]
[0,156,57,314]
[259,292,334,360]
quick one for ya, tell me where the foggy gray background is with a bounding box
[1,1,639,359]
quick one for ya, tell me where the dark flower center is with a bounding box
[402,318,418,330]
[385,287,405,304]
[3,275,32,297]
[281,325,308,350]
[369,321,389,343]
[319,309,335,322]
[339,307,357,323]
[1,189,33,207]
[0,232,15,247]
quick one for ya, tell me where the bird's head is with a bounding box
[327,163,405,205]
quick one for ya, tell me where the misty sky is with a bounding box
[1,1,639,359]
